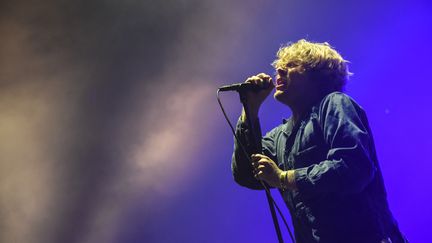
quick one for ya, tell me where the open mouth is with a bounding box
[276,79,287,90]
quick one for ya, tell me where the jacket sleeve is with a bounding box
[294,93,377,196]
[231,117,279,190]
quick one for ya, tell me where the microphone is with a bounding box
[218,82,269,92]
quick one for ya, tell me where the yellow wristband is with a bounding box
[279,171,288,190]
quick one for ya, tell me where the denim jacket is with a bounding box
[232,92,404,243]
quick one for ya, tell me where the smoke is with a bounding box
[0,0,267,242]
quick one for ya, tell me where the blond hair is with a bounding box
[272,39,352,92]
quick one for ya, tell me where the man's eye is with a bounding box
[277,69,287,76]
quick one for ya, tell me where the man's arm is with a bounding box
[293,93,377,196]
[232,110,284,189]
[230,73,275,189]
[231,110,264,189]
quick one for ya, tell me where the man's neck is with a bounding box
[291,108,307,126]
[289,95,321,125]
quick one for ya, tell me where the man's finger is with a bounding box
[257,158,272,165]
[257,165,266,170]
[256,171,263,178]
[245,76,262,85]
[252,154,269,159]
[257,73,272,81]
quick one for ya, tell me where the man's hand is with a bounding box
[244,73,274,110]
[251,154,283,188]
[241,73,274,122]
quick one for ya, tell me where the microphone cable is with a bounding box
[217,89,296,243]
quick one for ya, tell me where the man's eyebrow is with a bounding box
[286,61,298,67]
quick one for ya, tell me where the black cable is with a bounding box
[217,89,296,243]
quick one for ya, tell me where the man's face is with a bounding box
[273,62,312,106]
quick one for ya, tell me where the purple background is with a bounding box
[1,0,431,242]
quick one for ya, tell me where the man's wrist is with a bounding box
[287,170,297,190]
[279,170,297,191]
[279,171,287,190]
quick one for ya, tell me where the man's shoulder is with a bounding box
[315,91,367,123]
[319,91,362,111]
[322,91,354,103]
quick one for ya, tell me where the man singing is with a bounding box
[231,39,406,242]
